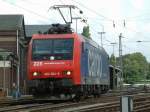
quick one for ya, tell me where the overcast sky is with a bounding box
[0,0,150,61]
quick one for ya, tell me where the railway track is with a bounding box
[0,98,36,107]
[0,90,150,112]
[0,97,62,108]
[53,94,150,112]
[0,101,90,112]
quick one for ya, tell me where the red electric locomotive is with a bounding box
[28,24,110,99]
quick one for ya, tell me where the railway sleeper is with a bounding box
[134,103,150,112]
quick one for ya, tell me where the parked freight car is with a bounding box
[27,24,110,100]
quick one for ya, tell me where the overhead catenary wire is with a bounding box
[8,0,149,55]
[57,0,108,46]
[62,0,150,61]
[58,1,98,35]
[106,18,150,42]
[59,0,149,54]
[122,12,150,21]
[87,15,149,43]
[59,0,88,23]
[20,0,48,7]
[2,0,56,23]
[6,0,149,39]
[72,1,150,40]
[8,0,109,45]
[2,0,149,61]
[70,0,113,22]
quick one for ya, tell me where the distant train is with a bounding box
[27,24,111,100]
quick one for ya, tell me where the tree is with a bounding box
[110,54,116,65]
[121,52,148,84]
[146,63,150,79]
[82,26,91,39]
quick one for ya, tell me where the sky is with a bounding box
[0,0,150,61]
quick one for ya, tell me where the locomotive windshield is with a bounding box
[32,38,74,60]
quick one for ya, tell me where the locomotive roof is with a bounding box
[79,34,104,50]
[26,24,72,37]
[78,34,109,58]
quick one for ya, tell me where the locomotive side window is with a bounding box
[32,38,74,60]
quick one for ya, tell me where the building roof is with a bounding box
[25,25,51,38]
[0,15,24,30]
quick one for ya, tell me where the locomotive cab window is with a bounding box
[32,38,74,60]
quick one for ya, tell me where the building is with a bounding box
[0,14,53,96]
[0,15,27,96]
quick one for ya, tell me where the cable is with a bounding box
[20,0,45,7]
[59,0,111,42]
[88,15,150,43]
[103,37,112,43]
[59,0,102,42]
[2,0,56,23]
[123,13,150,21]
[70,0,113,21]
[60,0,88,23]
[3,0,149,57]
[108,19,150,40]
[59,0,65,4]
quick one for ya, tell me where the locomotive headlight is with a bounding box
[63,71,72,76]
[66,71,71,75]
[33,72,38,76]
